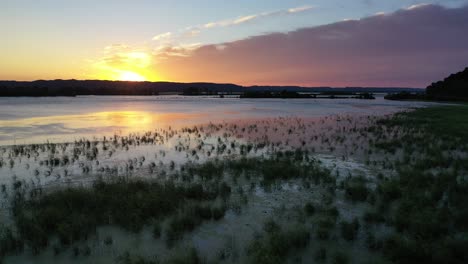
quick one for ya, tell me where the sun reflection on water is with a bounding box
[0,111,203,145]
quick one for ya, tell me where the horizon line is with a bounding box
[0,79,425,89]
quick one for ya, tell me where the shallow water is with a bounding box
[0,95,435,145]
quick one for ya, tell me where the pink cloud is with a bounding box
[156,4,468,87]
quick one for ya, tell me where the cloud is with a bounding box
[99,50,151,69]
[406,3,432,10]
[233,14,258,25]
[104,44,129,53]
[201,5,314,29]
[288,6,314,13]
[153,4,468,87]
[184,29,201,37]
[141,5,315,57]
[152,32,172,41]
[134,4,314,51]
[153,43,202,59]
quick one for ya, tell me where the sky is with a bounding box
[1,0,468,87]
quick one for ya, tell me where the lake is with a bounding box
[0,95,434,145]
[0,95,436,145]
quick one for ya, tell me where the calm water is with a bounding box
[0,95,435,145]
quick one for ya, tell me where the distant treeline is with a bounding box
[0,80,240,97]
[386,67,468,101]
[240,90,375,99]
[0,79,419,97]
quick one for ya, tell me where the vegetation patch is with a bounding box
[10,178,226,254]
[247,220,310,264]
[369,105,468,264]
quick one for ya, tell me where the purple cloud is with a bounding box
[157,4,468,87]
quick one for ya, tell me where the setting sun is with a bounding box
[117,71,146,82]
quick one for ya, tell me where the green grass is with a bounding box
[2,152,331,259]
[116,247,201,264]
[165,203,227,246]
[370,105,468,264]
[10,178,225,254]
[185,150,332,186]
[340,218,360,241]
[378,105,468,144]
[343,176,369,202]
[0,226,23,258]
[247,220,310,264]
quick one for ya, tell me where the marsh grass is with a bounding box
[9,178,225,254]
[247,220,310,264]
[343,176,369,202]
[1,151,332,259]
[165,247,201,264]
[165,203,227,246]
[0,226,23,259]
[340,218,360,241]
[367,105,468,264]
[332,250,349,264]
[183,150,331,187]
[116,247,202,264]
[116,252,160,264]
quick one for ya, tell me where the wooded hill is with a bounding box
[427,67,468,101]
[0,79,419,97]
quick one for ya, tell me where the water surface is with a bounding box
[0,95,435,145]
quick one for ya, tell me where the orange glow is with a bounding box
[0,111,204,145]
[117,71,146,82]
[92,49,160,81]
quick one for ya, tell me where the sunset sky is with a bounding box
[2,0,468,87]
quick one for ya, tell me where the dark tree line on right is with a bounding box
[386,67,468,101]
[427,67,468,100]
